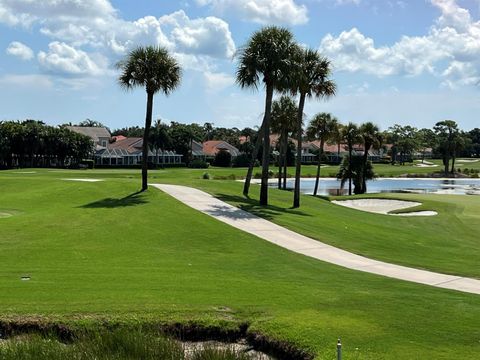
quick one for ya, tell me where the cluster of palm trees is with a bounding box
[115,26,381,204]
[236,26,337,207]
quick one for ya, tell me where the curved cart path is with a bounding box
[152,184,480,295]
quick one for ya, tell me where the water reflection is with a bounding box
[270,178,480,196]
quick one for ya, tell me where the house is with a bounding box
[97,137,182,166]
[66,126,111,149]
[192,140,240,160]
[67,126,182,166]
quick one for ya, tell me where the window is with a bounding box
[101,140,107,147]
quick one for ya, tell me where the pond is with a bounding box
[271,178,480,196]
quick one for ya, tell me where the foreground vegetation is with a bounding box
[0,328,252,360]
[1,169,479,359]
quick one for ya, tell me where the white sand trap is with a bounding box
[415,163,438,168]
[62,178,104,182]
[17,171,37,174]
[0,212,13,219]
[331,199,437,216]
[415,160,434,165]
[455,159,480,163]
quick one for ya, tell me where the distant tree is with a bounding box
[337,155,375,195]
[203,122,214,141]
[149,119,172,166]
[434,120,459,175]
[271,95,298,190]
[117,46,181,191]
[358,122,382,193]
[387,125,418,165]
[306,113,339,196]
[341,122,360,195]
[78,119,105,128]
[236,25,298,205]
[467,128,480,157]
[416,128,436,163]
[111,126,144,137]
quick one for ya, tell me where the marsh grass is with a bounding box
[0,328,255,360]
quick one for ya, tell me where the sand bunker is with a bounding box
[331,199,437,216]
[0,212,13,219]
[457,159,479,163]
[415,163,439,168]
[62,178,103,182]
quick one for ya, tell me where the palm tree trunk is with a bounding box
[293,92,306,208]
[362,144,370,194]
[260,84,274,206]
[277,134,283,189]
[348,146,353,196]
[451,152,456,174]
[141,91,154,191]
[282,134,288,190]
[243,123,264,196]
[313,140,324,196]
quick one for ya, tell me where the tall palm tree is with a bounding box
[341,122,360,196]
[150,119,172,167]
[291,49,336,208]
[306,113,339,196]
[236,26,298,205]
[271,95,298,190]
[359,122,381,193]
[330,123,344,163]
[117,46,181,191]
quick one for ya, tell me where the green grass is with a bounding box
[0,169,479,359]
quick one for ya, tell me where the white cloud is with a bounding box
[319,0,480,87]
[38,42,110,76]
[0,74,53,88]
[204,71,235,91]
[196,0,308,25]
[6,41,34,60]
[335,0,361,5]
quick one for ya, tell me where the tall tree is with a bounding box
[358,122,381,193]
[291,49,336,207]
[434,120,459,175]
[149,120,172,166]
[117,46,181,191]
[416,128,436,163]
[306,113,338,196]
[341,122,360,196]
[271,95,298,190]
[236,26,298,205]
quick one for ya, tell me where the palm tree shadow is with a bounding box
[80,191,148,208]
[215,193,311,221]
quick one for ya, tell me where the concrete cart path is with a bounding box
[152,184,480,295]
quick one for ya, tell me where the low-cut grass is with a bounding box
[0,169,479,359]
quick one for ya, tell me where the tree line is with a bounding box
[0,120,94,169]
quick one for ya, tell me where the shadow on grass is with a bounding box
[214,193,311,221]
[80,191,148,208]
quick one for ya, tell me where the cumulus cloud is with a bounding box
[204,71,235,91]
[6,41,34,60]
[319,0,480,87]
[196,0,308,25]
[38,42,110,76]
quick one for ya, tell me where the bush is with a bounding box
[213,150,232,167]
[232,153,251,167]
[202,172,210,180]
[189,159,209,169]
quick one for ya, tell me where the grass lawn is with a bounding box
[0,169,479,359]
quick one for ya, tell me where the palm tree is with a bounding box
[271,96,298,190]
[117,46,181,191]
[306,113,339,196]
[330,123,344,163]
[341,122,360,195]
[358,122,381,193]
[291,49,336,208]
[236,26,298,205]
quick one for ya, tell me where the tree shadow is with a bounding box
[214,193,311,221]
[79,190,148,208]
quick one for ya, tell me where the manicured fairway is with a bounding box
[0,170,480,359]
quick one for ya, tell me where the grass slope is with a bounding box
[0,171,479,359]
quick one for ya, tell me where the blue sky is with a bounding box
[0,0,479,131]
